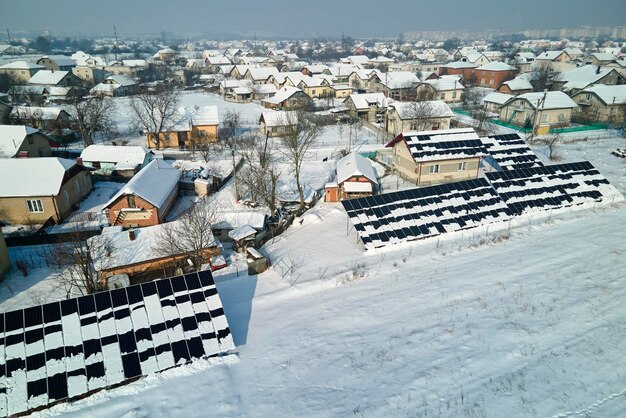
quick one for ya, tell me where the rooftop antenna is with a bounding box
[113,25,119,63]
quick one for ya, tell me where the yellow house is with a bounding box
[0,61,45,83]
[386,128,484,186]
[0,229,9,281]
[0,158,93,224]
[498,91,578,133]
[0,125,52,158]
[297,77,333,98]
[147,106,219,149]
[571,85,626,125]
[386,101,453,136]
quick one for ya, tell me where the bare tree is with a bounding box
[530,63,560,92]
[151,198,218,271]
[220,110,242,200]
[52,231,113,298]
[69,94,117,146]
[10,107,44,129]
[391,101,443,134]
[461,87,480,108]
[129,85,181,150]
[238,132,281,217]
[189,129,218,163]
[540,133,560,161]
[415,85,437,102]
[471,107,497,136]
[278,111,321,209]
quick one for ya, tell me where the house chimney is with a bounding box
[128,229,136,241]
[596,65,601,74]
[76,157,83,165]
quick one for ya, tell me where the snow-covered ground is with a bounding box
[8,128,623,416]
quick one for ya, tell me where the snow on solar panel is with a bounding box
[485,161,623,215]
[402,129,487,162]
[0,270,234,417]
[342,178,513,250]
[481,133,544,170]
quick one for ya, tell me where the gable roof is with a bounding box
[499,78,533,92]
[535,50,568,61]
[421,78,464,91]
[80,145,152,165]
[260,110,297,127]
[504,91,578,110]
[0,157,76,197]
[346,92,388,110]
[483,91,514,105]
[387,128,485,162]
[0,60,44,70]
[10,106,69,121]
[380,71,420,89]
[38,55,75,67]
[574,84,626,105]
[0,125,40,158]
[103,158,181,209]
[557,65,620,91]
[28,70,71,85]
[476,62,516,71]
[262,86,306,105]
[336,152,377,184]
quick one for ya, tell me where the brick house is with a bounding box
[473,62,517,88]
[102,158,181,228]
[325,152,379,202]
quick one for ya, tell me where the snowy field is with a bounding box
[6,130,623,416]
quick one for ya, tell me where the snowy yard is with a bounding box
[6,130,623,417]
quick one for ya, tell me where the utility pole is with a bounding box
[6,29,11,44]
[113,25,119,63]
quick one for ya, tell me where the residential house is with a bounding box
[496,78,534,95]
[554,65,624,94]
[483,92,513,113]
[147,106,219,149]
[27,70,81,87]
[348,69,381,93]
[262,86,312,110]
[385,128,484,186]
[9,106,72,132]
[0,157,92,224]
[416,78,464,104]
[259,110,296,137]
[498,91,578,133]
[0,125,52,158]
[473,62,517,88]
[386,101,453,135]
[244,67,281,85]
[324,64,360,84]
[583,53,617,66]
[36,55,76,71]
[0,61,44,83]
[295,76,333,98]
[102,158,181,227]
[325,152,378,202]
[438,61,478,82]
[91,75,138,97]
[72,66,109,86]
[331,85,353,99]
[571,85,626,125]
[153,48,177,62]
[377,71,420,100]
[205,56,232,73]
[0,229,9,281]
[344,92,388,122]
[90,222,221,285]
[365,56,395,70]
[301,64,329,76]
[80,145,154,176]
[460,52,490,65]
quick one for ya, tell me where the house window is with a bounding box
[458,162,467,171]
[127,195,136,208]
[74,181,80,194]
[440,93,446,100]
[27,136,34,145]
[541,114,549,124]
[63,190,70,204]
[27,199,44,213]
[452,91,457,98]
[429,164,440,174]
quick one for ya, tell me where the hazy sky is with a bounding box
[1,0,625,39]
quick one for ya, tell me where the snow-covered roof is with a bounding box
[38,55,75,67]
[575,84,626,105]
[10,106,68,121]
[336,152,377,184]
[103,158,181,209]
[0,60,44,70]
[422,78,464,91]
[391,100,453,120]
[91,220,217,270]
[28,70,70,85]
[380,71,420,89]
[535,50,567,61]
[0,125,40,158]
[588,53,617,62]
[207,56,232,65]
[214,211,266,230]
[190,105,219,126]
[483,92,514,105]
[122,59,148,67]
[263,86,305,105]
[476,62,516,71]
[507,91,578,110]
[228,224,258,241]
[442,61,478,69]
[346,92,388,110]
[245,67,280,81]
[0,157,77,197]
[558,65,619,91]
[106,74,136,86]
[499,78,533,92]
[80,145,152,165]
[260,110,297,127]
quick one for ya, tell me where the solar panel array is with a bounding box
[485,161,623,215]
[481,133,544,170]
[0,270,234,417]
[402,130,486,162]
[342,178,512,250]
